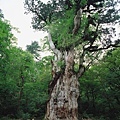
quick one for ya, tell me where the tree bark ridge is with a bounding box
[45,48,81,120]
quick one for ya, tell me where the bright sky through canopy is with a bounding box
[0,0,48,50]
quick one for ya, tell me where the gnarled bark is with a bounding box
[45,49,80,120]
[45,32,85,120]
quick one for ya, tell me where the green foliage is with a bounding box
[25,0,65,30]
[79,48,120,120]
[26,41,41,60]
[0,16,14,82]
[0,45,52,119]
[0,81,18,118]
[0,17,52,119]
[25,0,120,51]
[80,0,87,7]
[49,9,75,49]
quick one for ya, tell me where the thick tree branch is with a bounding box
[85,43,120,52]
[77,47,85,78]
[72,8,82,35]
[48,32,62,60]
[77,65,85,78]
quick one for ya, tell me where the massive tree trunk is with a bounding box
[45,32,85,120]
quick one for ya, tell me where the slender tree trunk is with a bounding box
[17,70,24,112]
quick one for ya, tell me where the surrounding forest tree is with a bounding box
[80,48,120,119]
[26,41,41,60]
[0,10,13,83]
[0,10,51,119]
[24,0,120,119]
